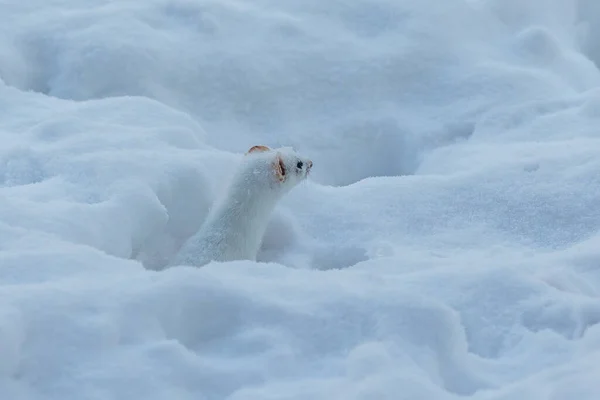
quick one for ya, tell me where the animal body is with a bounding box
[170,145,312,267]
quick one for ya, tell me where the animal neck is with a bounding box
[210,180,281,238]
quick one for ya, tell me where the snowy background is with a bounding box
[2,0,600,399]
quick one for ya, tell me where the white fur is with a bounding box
[170,146,312,267]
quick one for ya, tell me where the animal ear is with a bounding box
[246,145,271,155]
[272,154,286,183]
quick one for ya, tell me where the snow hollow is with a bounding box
[2,0,600,399]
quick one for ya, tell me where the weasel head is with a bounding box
[245,145,313,194]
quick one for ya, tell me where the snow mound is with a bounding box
[2,0,600,399]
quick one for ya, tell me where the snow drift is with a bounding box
[2,0,600,399]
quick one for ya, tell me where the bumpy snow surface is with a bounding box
[2,0,600,399]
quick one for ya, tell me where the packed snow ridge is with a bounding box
[2,0,600,399]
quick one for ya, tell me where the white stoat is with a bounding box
[170,145,312,267]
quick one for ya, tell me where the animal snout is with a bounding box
[307,160,313,170]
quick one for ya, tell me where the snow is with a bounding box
[1,0,600,398]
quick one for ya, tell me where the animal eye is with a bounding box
[297,161,303,169]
